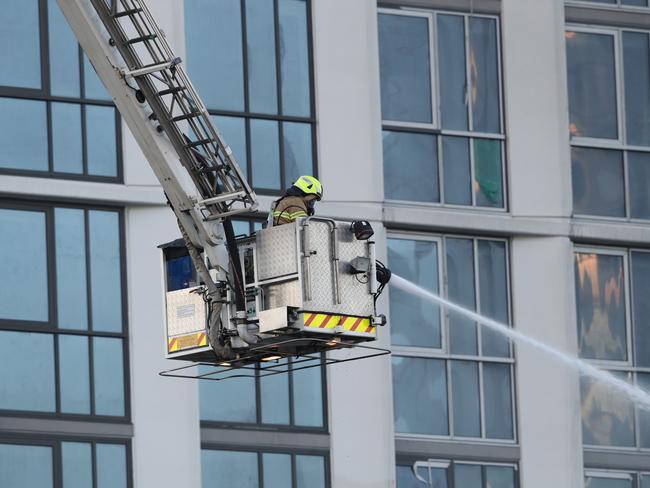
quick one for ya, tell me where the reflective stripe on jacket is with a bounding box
[272,196,309,226]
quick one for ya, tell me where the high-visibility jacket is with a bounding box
[270,196,309,226]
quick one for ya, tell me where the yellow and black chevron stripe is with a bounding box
[168,331,207,353]
[303,312,375,334]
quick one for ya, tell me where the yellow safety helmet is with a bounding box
[293,175,323,200]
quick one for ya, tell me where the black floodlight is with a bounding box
[350,220,374,240]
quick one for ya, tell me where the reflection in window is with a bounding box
[572,147,625,218]
[585,474,633,488]
[0,444,53,488]
[201,449,327,488]
[0,0,41,89]
[185,0,315,193]
[396,462,516,488]
[574,252,627,361]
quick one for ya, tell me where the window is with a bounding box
[201,448,328,488]
[0,439,130,488]
[567,0,650,8]
[396,460,517,488]
[0,202,128,418]
[585,470,650,488]
[388,234,515,441]
[200,356,326,429]
[184,0,316,194]
[0,0,121,180]
[574,248,650,449]
[567,26,650,219]
[379,9,505,209]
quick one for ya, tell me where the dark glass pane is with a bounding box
[0,0,41,89]
[632,252,650,366]
[62,442,92,488]
[251,119,281,189]
[293,358,324,427]
[383,131,439,202]
[638,373,650,448]
[478,240,510,357]
[55,208,88,329]
[454,464,482,488]
[628,152,650,219]
[581,373,635,447]
[48,0,80,97]
[186,0,245,111]
[623,32,650,146]
[438,15,468,131]
[446,238,477,355]
[279,0,311,117]
[388,238,441,348]
[199,365,256,422]
[0,98,48,171]
[442,136,471,205]
[166,255,197,292]
[83,54,111,101]
[623,0,648,7]
[52,103,83,174]
[59,335,90,414]
[469,17,500,133]
[296,455,326,488]
[96,444,127,488]
[392,356,448,435]
[93,337,125,416]
[574,253,627,361]
[396,465,423,488]
[86,105,118,177]
[572,147,625,217]
[261,358,290,424]
[201,450,259,488]
[567,31,618,139]
[644,476,650,488]
[212,115,247,179]
[0,209,48,321]
[474,139,503,208]
[0,331,55,412]
[378,13,432,123]
[486,466,515,488]
[89,210,122,332]
[283,122,313,188]
[483,363,514,439]
[586,477,632,488]
[0,444,52,488]
[451,361,480,437]
[246,0,278,114]
[263,453,291,488]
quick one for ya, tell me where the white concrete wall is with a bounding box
[126,206,202,488]
[312,1,395,486]
[511,237,584,488]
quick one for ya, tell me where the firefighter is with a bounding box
[269,175,323,226]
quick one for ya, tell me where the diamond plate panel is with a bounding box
[265,279,302,309]
[302,221,374,317]
[166,287,207,337]
[256,224,298,281]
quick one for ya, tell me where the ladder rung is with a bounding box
[124,34,157,46]
[172,111,201,122]
[186,139,213,149]
[158,86,186,97]
[199,192,247,207]
[113,8,143,18]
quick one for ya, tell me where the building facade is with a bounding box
[1,0,650,487]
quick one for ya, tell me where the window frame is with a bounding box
[567,0,650,12]
[0,199,131,423]
[567,24,650,222]
[200,444,331,488]
[0,434,133,488]
[0,0,123,182]
[397,458,519,487]
[575,245,650,452]
[379,7,507,211]
[388,230,517,444]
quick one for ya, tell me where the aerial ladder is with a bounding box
[56,0,390,380]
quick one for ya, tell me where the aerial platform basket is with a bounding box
[159,218,389,379]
